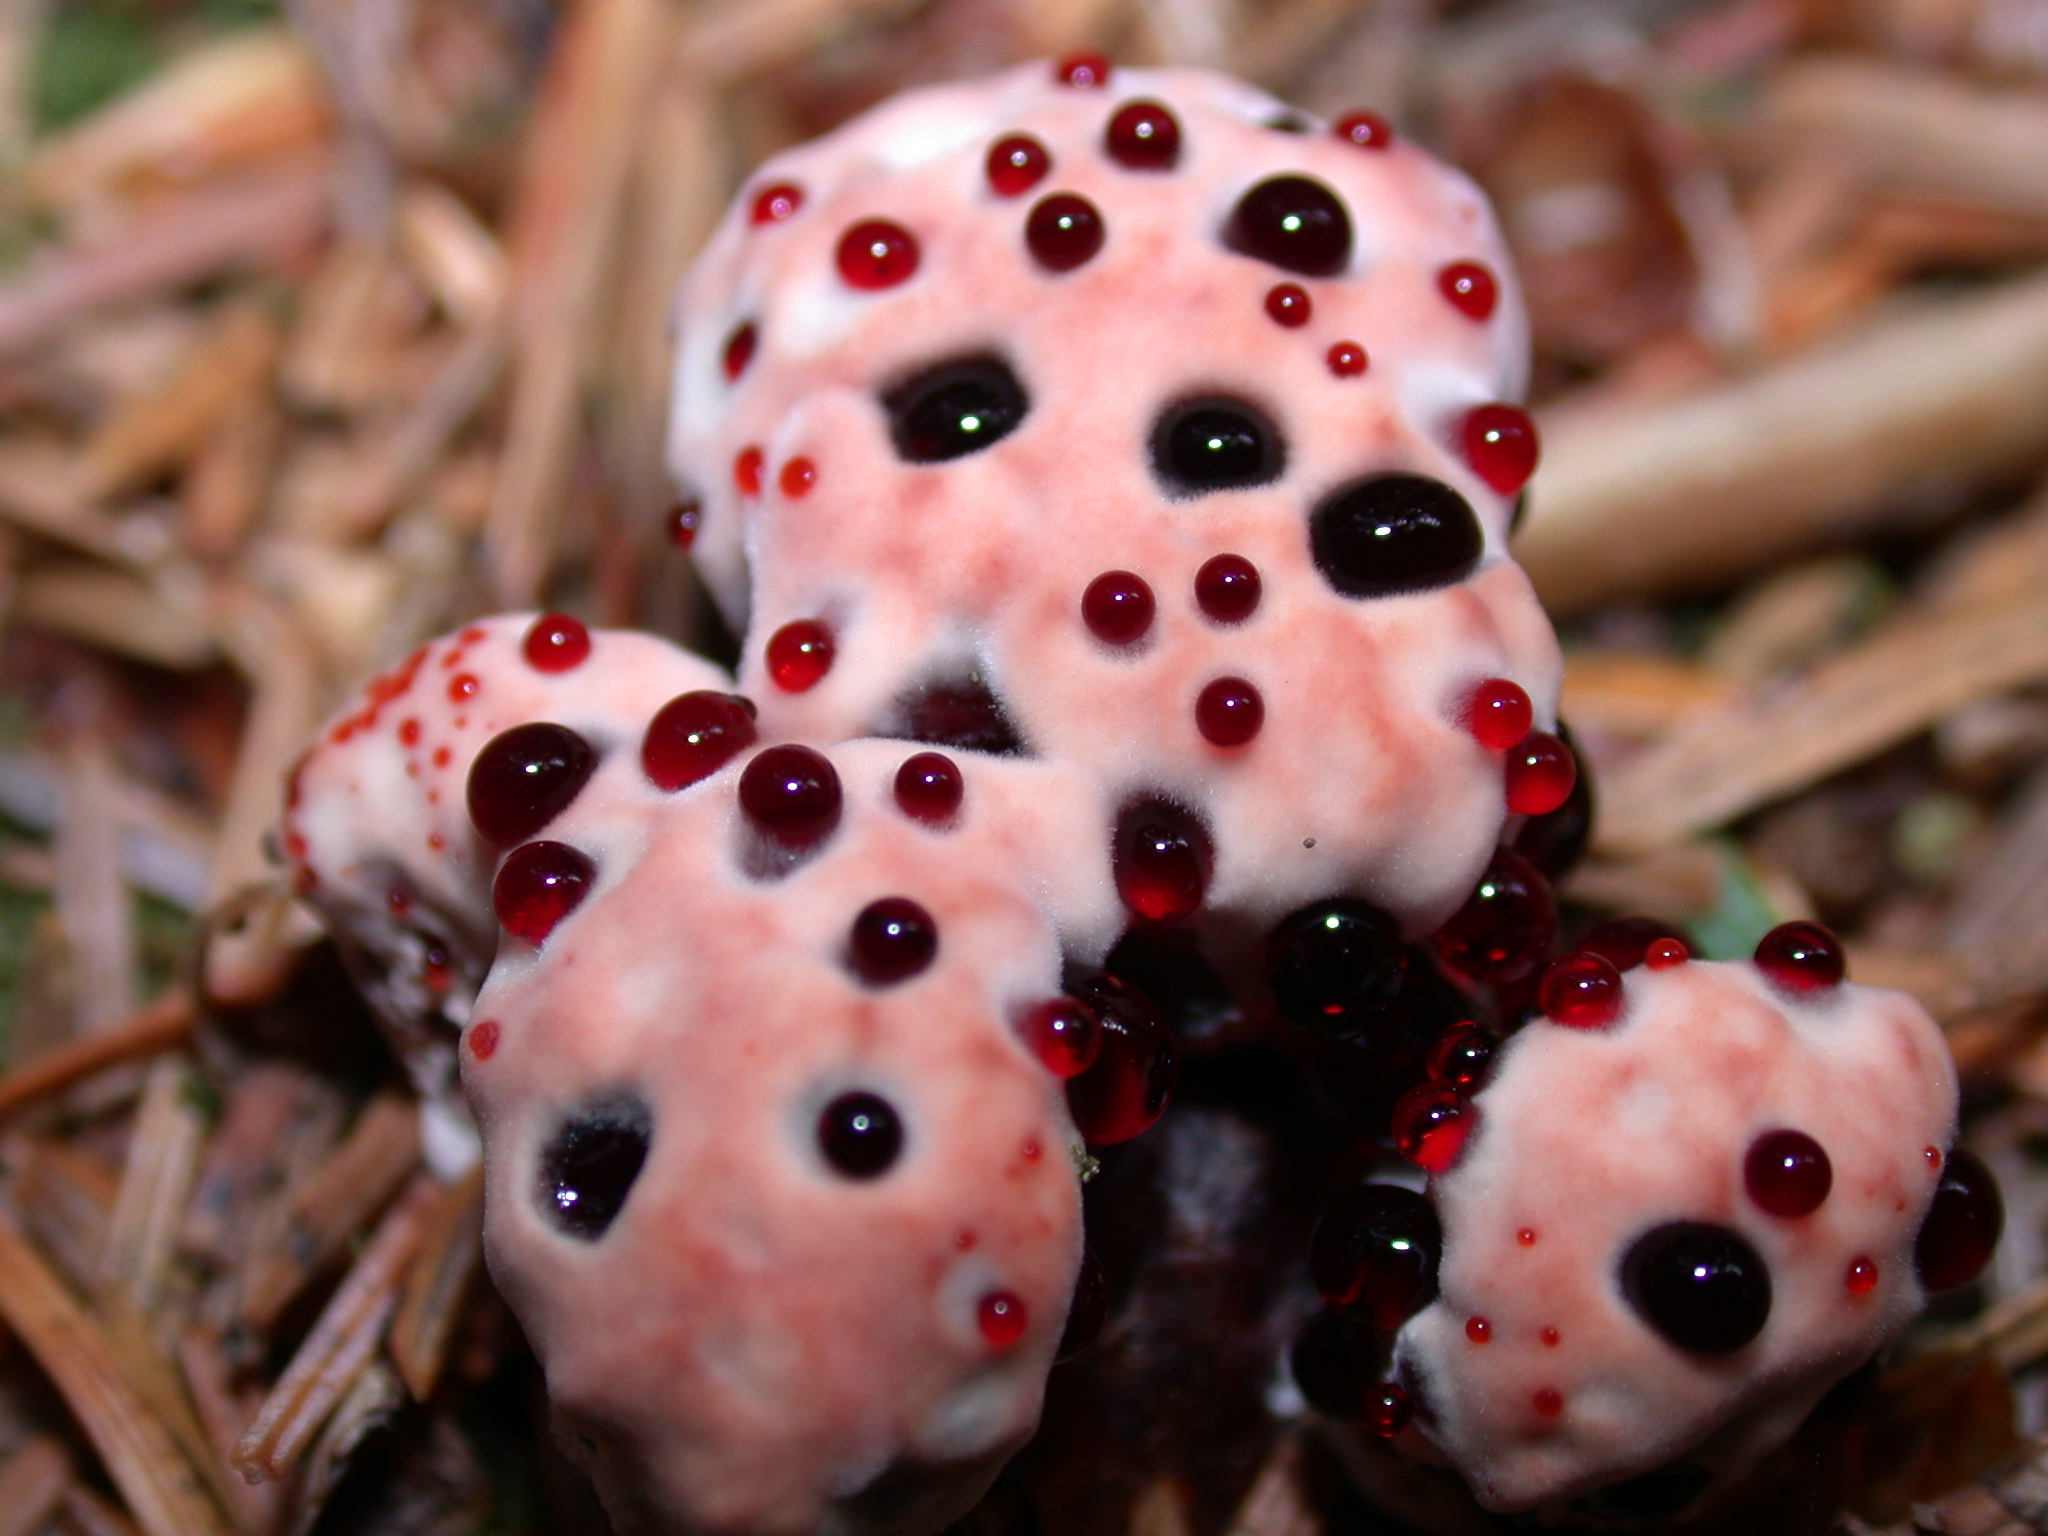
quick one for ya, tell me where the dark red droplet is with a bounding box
[779,456,816,497]
[1365,1383,1411,1437]
[1055,53,1111,87]
[1335,110,1394,149]
[1327,341,1368,377]
[836,220,919,290]
[493,840,595,945]
[1065,973,1175,1144]
[1105,100,1179,169]
[894,752,963,825]
[979,1291,1028,1349]
[1755,920,1845,993]
[667,499,700,549]
[1431,847,1557,983]
[1465,1315,1491,1343]
[767,619,834,692]
[642,690,757,791]
[1310,1183,1439,1328]
[1440,262,1498,320]
[1019,997,1100,1078]
[750,182,802,224]
[1846,1256,1878,1295]
[848,897,937,986]
[987,134,1050,196]
[1464,678,1531,751]
[1746,1129,1833,1218]
[467,1019,499,1061]
[1541,1325,1560,1345]
[1026,192,1105,272]
[1391,1081,1472,1172]
[1196,677,1263,747]
[1058,1249,1107,1360]
[1533,1388,1563,1418]
[524,612,590,673]
[1538,952,1623,1028]
[1426,1021,1495,1091]
[1265,282,1311,327]
[1506,731,1576,815]
[468,722,597,847]
[1462,403,1539,495]
[735,446,763,495]
[1083,570,1153,645]
[1917,1147,2003,1291]
[738,745,842,850]
[1226,175,1352,277]
[1112,797,1212,922]
[1579,916,1691,972]
[723,322,756,380]
[1195,554,1260,622]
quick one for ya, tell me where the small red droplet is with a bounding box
[1195,554,1260,622]
[387,886,412,915]
[1026,193,1105,271]
[723,322,756,380]
[1464,678,1532,751]
[432,746,451,768]
[750,182,802,224]
[468,1019,499,1061]
[1327,341,1368,377]
[1392,1081,1473,1172]
[398,718,421,747]
[1196,677,1263,747]
[1440,262,1498,320]
[1506,732,1576,815]
[1926,1146,1944,1169]
[1105,100,1179,170]
[1541,1326,1560,1347]
[448,673,479,703]
[1265,282,1311,327]
[987,134,1050,196]
[1746,1129,1833,1218]
[1335,110,1394,149]
[668,499,701,548]
[1083,571,1153,645]
[1022,1139,1042,1161]
[836,220,919,289]
[979,1291,1029,1348]
[1055,52,1111,87]
[779,457,816,497]
[1466,1315,1491,1343]
[1461,403,1539,495]
[1538,952,1623,1028]
[1846,1256,1878,1295]
[1533,1387,1563,1418]
[738,745,842,849]
[1646,937,1689,969]
[1020,998,1101,1078]
[427,832,445,852]
[493,840,595,945]
[735,446,764,495]
[643,691,757,791]
[1518,1228,1537,1247]
[1364,1382,1411,1437]
[894,752,963,825]
[1755,920,1846,993]
[524,612,590,673]
[1112,798,1211,922]
[767,620,834,692]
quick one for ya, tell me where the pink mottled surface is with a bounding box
[668,62,1559,939]
[1393,957,1957,1512]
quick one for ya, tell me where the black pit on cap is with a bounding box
[1152,397,1284,497]
[1310,473,1482,599]
[540,1092,652,1240]
[884,355,1029,463]
[883,670,1025,756]
[1623,1222,1771,1355]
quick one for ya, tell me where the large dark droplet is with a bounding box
[818,1091,903,1178]
[884,355,1029,463]
[1268,898,1405,1039]
[1917,1147,2003,1291]
[1310,474,1482,600]
[1151,398,1283,497]
[1514,722,1594,880]
[468,722,597,847]
[884,672,1024,755]
[540,1092,652,1240]
[1057,1248,1108,1361]
[1103,925,1238,1045]
[1624,1222,1772,1355]
[1289,1308,1389,1419]
[1225,175,1353,276]
[1064,971,1175,1144]
[1311,1183,1441,1329]
[1112,797,1213,922]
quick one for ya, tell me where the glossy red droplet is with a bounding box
[1431,848,1557,984]
[723,322,756,380]
[894,752,962,825]
[524,612,590,673]
[848,897,937,986]
[1083,570,1153,645]
[1533,1388,1563,1418]
[1537,952,1623,1028]
[766,620,833,692]
[738,745,841,849]
[1195,677,1263,747]
[1055,52,1111,87]
[1464,677,1532,751]
[1364,1382,1411,1438]
[1335,110,1394,149]
[493,840,595,945]
[1112,797,1212,922]
[1106,99,1179,169]
[1746,1129,1833,1218]
[979,1291,1028,1349]
[469,722,597,846]
[836,220,919,290]
[1755,920,1845,993]
[1646,937,1689,969]
[1065,973,1175,1144]
[1327,341,1368,377]
[779,456,816,497]
[1425,1021,1495,1091]
[667,499,700,549]
[1466,1315,1491,1343]
[1461,403,1539,495]
[1439,262,1498,320]
[1506,731,1576,815]
[1392,1081,1473,1173]
[1026,193,1105,271]
[467,1019,498,1061]
[1195,554,1260,623]
[1577,916,1688,972]
[398,718,421,747]
[642,690,757,791]
[1020,997,1101,1078]
[735,446,764,495]
[1846,1256,1878,1295]
[444,673,477,705]
[987,134,1050,196]
[1917,1147,2003,1291]
[1541,1326,1560,1346]
[1265,282,1311,327]
[1928,1146,1944,1169]
[1519,1228,1538,1247]
[750,182,802,224]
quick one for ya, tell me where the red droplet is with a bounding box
[1537,952,1623,1028]
[668,499,700,549]
[1506,731,1576,815]
[387,885,412,916]
[1026,193,1104,272]
[1461,403,1539,495]
[723,322,756,380]
[750,182,802,224]
[467,1019,499,1061]
[398,718,421,747]
[448,673,479,703]
[468,722,597,846]
[1755,920,1845,993]
[1083,570,1153,645]
[837,220,919,290]
[1466,1315,1491,1343]
[1335,110,1394,149]
[738,745,841,849]
[1265,282,1311,327]
[1431,848,1556,983]
[766,620,834,692]
[1917,1147,2003,1291]
[524,612,590,673]
[1055,53,1111,87]
[848,897,937,986]
[1846,1255,1878,1295]
[432,746,451,768]
[643,690,757,791]
[1426,1021,1495,1090]
[426,832,445,852]
[1646,937,1689,969]
[1439,262,1498,320]
[1926,1146,1944,1169]
[1533,1387,1563,1418]
[1196,677,1263,747]
[1364,1382,1411,1437]
[978,1291,1029,1349]
[1327,341,1368,377]
[1105,100,1179,169]
[1065,974,1175,1144]
[779,456,816,497]
[1518,1228,1538,1247]
[1020,997,1101,1078]
[1112,798,1212,922]
[987,134,1050,196]
[1746,1129,1833,1218]
[1195,553,1260,622]
[1392,1081,1473,1172]
[493,841,595,945]
[1577,916,1687,972]
[1541,1326,1560,1347]
[894,752,962,825]
[1464,678,1532,751]
[735,446,764,495]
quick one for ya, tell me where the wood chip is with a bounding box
[15,568,217,672]
[1559,651,1733,738]
[387,1165,482,1402]
[102,1057,205,1312]
[58,1482,144,1536]
[0,992,194,1121]
[52,736,138,1034]
[0,1435,71,1536]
